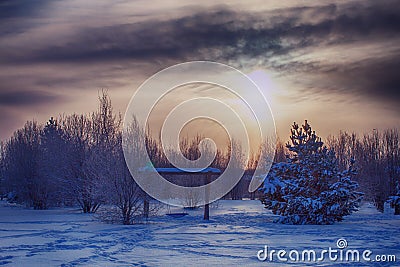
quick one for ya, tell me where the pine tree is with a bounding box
[387,181,400,215]
[260,120,364,224]
[38,117,68,207]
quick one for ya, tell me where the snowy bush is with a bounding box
[181,188,202,209]
[96,199,163,225]
[260,120,364,225]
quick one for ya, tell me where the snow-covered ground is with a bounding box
[0,200,398,266]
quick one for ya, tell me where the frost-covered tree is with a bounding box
[93,132,143,224]
[59,91,121,213]
[60,113,94,211]
[37,117,69,207]
[79,90,121,213]
[260,120,364,224]
[327,129,400,212]
[3,121,45,208]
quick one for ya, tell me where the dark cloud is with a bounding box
[0,90,62,107]
[275,55,400,109]
[0,0,52,19]
[1,1,399,65]
[0,0,53,35]
[322,57,400,107]
[0,0,399,121]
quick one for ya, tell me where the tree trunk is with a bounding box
[143,197,149,219]
[204,172,211,220]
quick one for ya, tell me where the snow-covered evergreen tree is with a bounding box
[37,117,67,207]
[387,181,400,215]
[260,120,364,224]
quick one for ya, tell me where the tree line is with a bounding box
[0,92,145,224]
[0,91,236,223]
[327,129,400,212]
[0,92,399,221]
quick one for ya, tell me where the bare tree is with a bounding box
[58,90,122,213]
[93,116,151,224]
[60,113,96,211]
[227,139,246,200]
[3,121,48,209]
[327,129,400,212]
[91,137,143,224]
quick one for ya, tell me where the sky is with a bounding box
[0,0,399,143]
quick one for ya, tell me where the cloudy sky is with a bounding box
[0,0,399,142]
